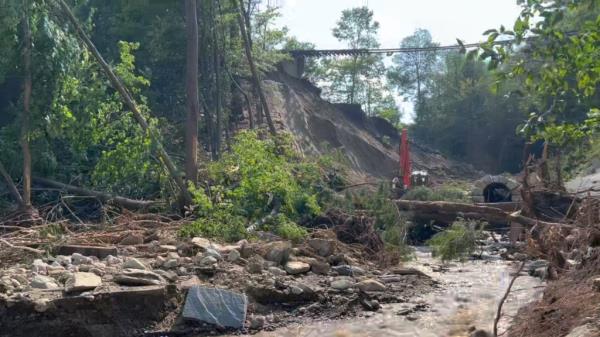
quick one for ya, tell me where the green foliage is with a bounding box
[478,0,600,146]
[402,185,470,203]
[427,219,484,261]
[180,131,326,242]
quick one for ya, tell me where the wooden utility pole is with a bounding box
[185,0,200,185]
[20,6,32,209]
[235,0,277,135]
[56,0,192,205]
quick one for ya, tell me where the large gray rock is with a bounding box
[356,279,386,292]
[65,272,102,293]
[182,286,247,329]
[331,277,354,290]
[264,241,292,265]
[30,275,60,289]
[115,270,165,286]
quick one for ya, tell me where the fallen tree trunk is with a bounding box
[34,177,161,210]
[395,200,568,229]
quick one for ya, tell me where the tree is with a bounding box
[20,2,32,209]
[388,29,439,109]
[320,7,398,118]
[184,0,200,185]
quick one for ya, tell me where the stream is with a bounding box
[251,246,545,337]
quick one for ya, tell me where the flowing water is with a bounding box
[252,246,544,337]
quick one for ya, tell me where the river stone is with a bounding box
[593,278,600,292]
[285,261,310,275]
[65,272,102,293]
[247,256,265,274]
[357,279,386,292]
[183,286,247,329]
[123,258,147,270]
[30,275,60,289]
[191,237,211,250]
[331,277,354,290]
[115,269,165,286]
[268,266,287,276]
[308,239,335,257]
[264,241,292,265]
[32,259,49,275]
[71,253,93,265]
[204,248,222,260]
[308,260,330,275]
[163,259,179,269]
[227,249,241,262]
[200,256,218,266]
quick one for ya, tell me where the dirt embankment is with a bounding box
[263,72,481,183]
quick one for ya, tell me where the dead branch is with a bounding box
[34,177,161,210]
[0,238,44,255]
[0,161,24,207]
[493,261,526,337]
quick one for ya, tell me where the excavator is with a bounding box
[392,128,428,197]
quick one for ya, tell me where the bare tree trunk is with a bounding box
[0,161,23,206]
[212,1,222,158]
[20,9,32,209]
[236,0,277,135]
[56,0,192,205]
[185,0,200,185]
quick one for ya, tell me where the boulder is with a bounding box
[264,241,292,265]
[191,237,211,250]
[182,286,247,329]
[308,260,330,275]
[356,279,386,292]
[122,258,147,270]
[227,249,241,263]
[268,266,287,276]
[247,256,265,274]
[71,253,93,265]
[204,248,222,260]
[163,259,179,269]
[65,272,102,293]
[30,275,60,289]
[308,239,335,257]
[199,256,218,266]
[330,277,354,290]
[284,261,310,275]
[115,269,165,286]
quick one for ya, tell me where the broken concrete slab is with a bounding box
[65,272,102,293]
[56,245,118,259]
[182,286,247,329]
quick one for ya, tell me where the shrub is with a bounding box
[426,219,485,261]
[403,185,469,203]
[180,131,327,242]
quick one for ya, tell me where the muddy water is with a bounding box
[253,247,544,337]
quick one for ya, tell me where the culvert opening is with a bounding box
[483,182,512,203]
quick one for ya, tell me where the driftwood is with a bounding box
[394,200,569,229]
[33,177,161,210]
[493,261,526,337]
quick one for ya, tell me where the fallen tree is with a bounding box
[394,199,569,229]
[33,177,162,210]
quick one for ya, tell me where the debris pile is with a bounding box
[0,224,434,337]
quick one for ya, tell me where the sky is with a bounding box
[273,0,523,121]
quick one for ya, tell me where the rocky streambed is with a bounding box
[0,232,545,337]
